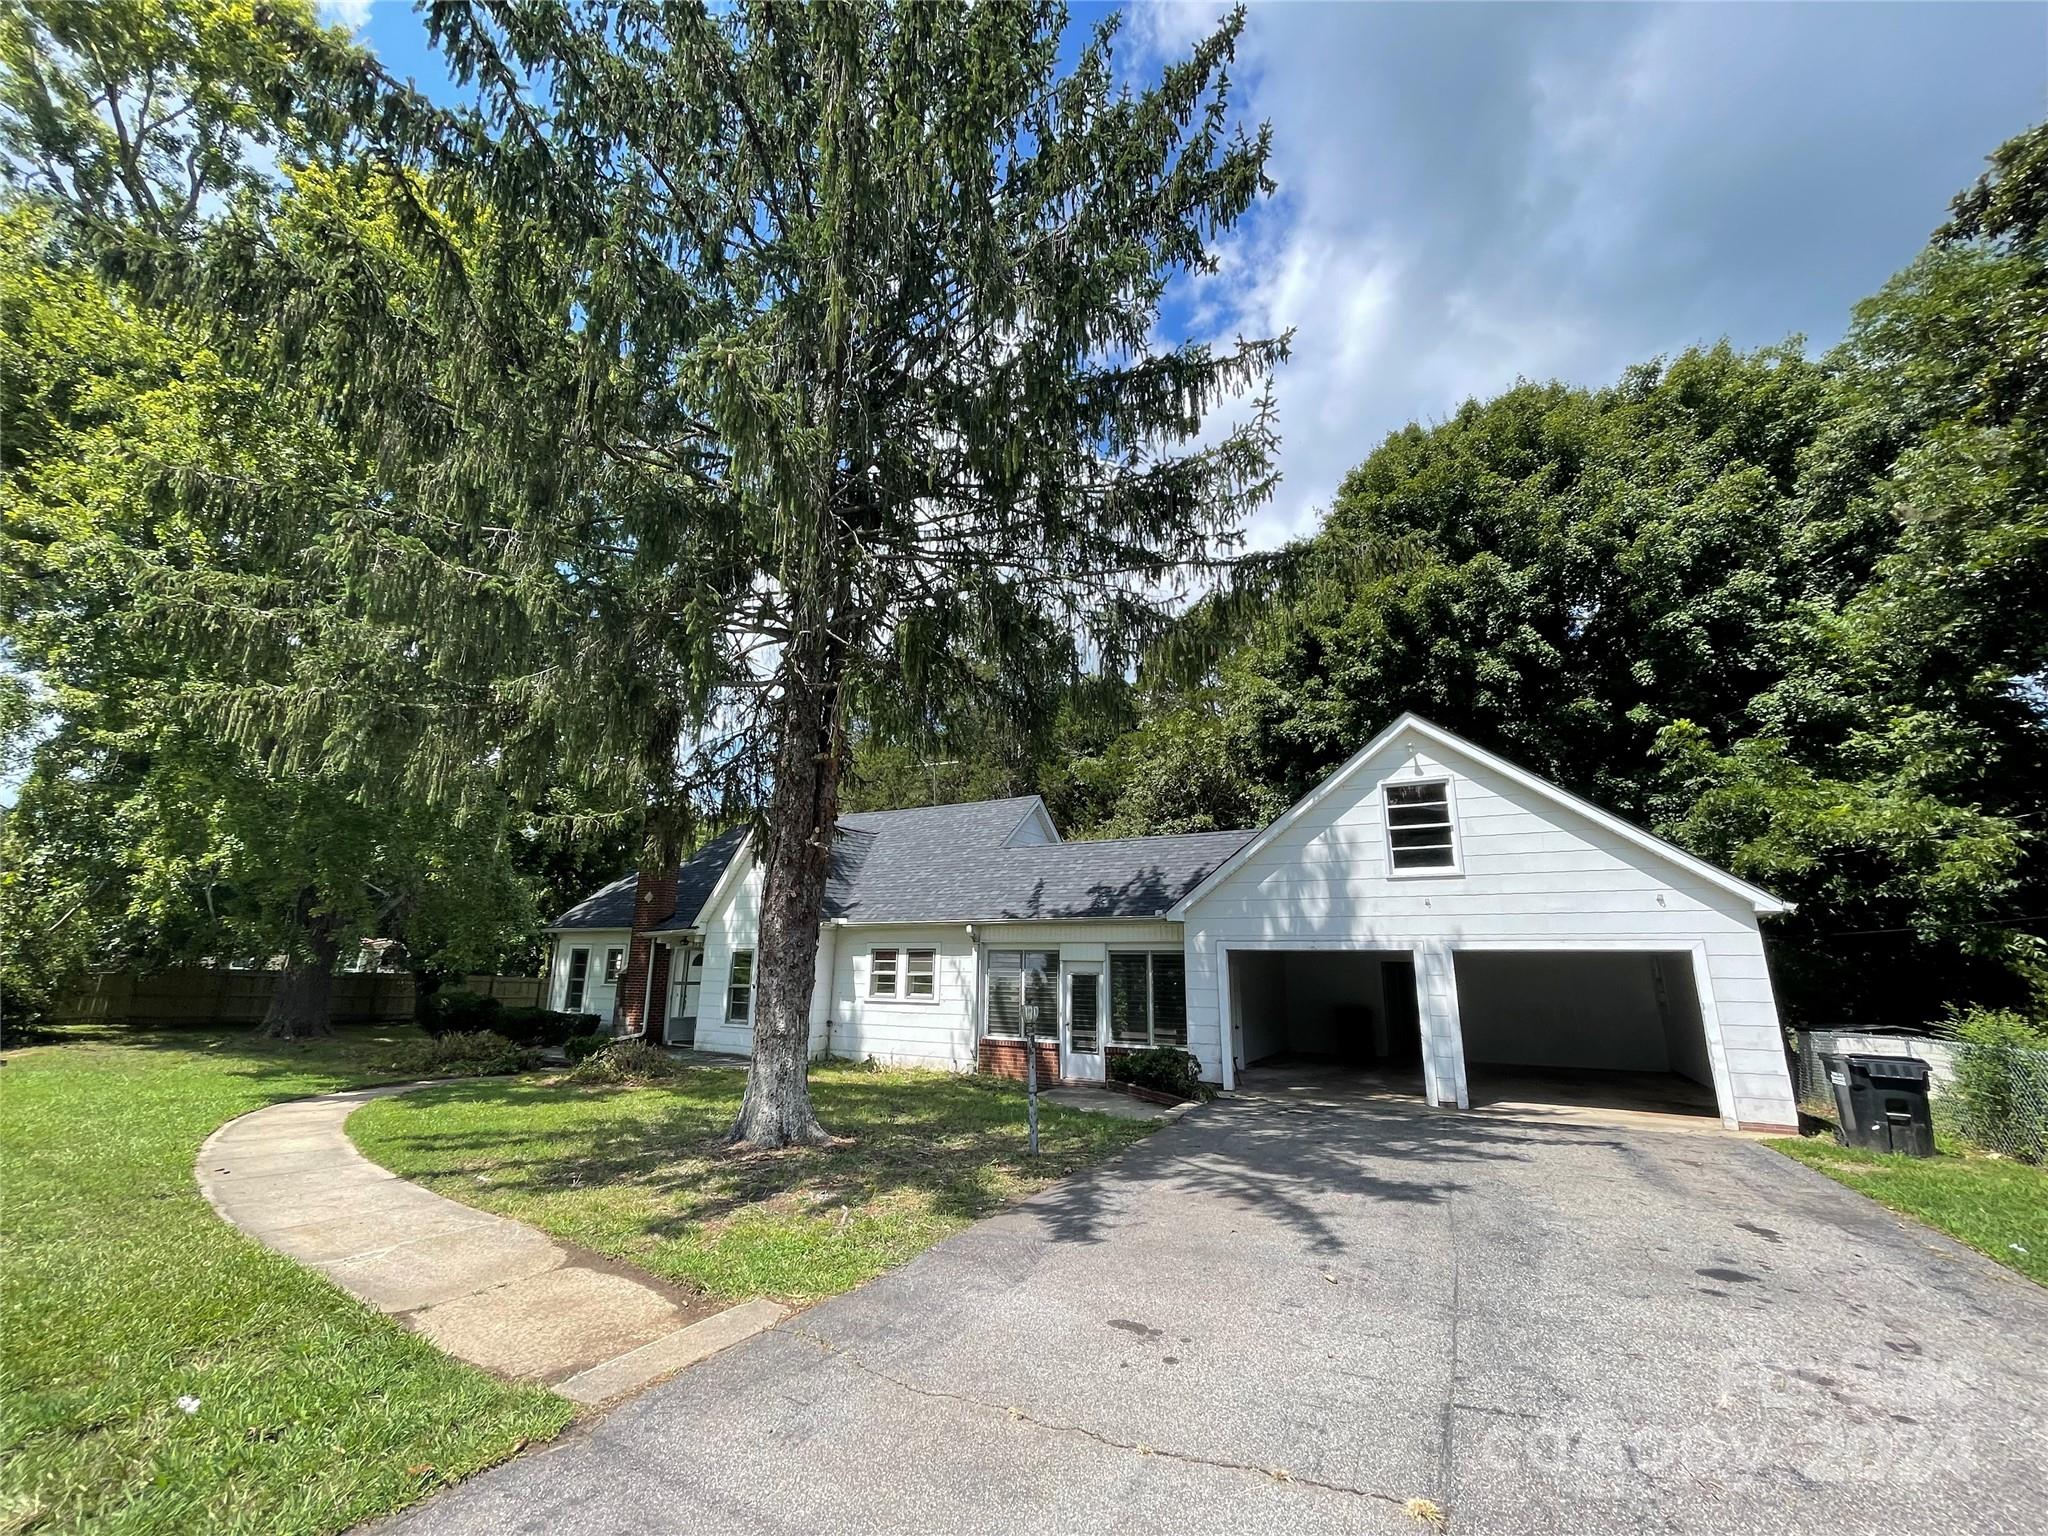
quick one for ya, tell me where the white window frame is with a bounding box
[727,949,755,1024]
[868,947,900,999]
[1384,777,1461,876]
[868,945,938,1003]
[983,949,1056,1039]
[904,947,936,1000]
[563,946,592,1012]
[602,947,626,985]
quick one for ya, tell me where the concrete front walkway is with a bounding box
[197,1084,785,1407]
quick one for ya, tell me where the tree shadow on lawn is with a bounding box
[358,1067,1151,1237]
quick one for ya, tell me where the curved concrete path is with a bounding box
[198,1083,785,1407]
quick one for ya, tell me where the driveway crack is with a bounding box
[779,1323,1436,1519]
[1436,1180,1462,1524]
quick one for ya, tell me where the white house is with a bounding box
[544,714,1802,1131]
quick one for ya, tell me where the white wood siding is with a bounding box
[547,931,630,1018]
[691,860,764,1056]
[1183,734,1798,1128]
[821,924,980,1071]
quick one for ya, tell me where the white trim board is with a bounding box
[1169,712,1790,918]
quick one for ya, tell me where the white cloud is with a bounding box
[1121,0,2046,551]
[318,0,373,33]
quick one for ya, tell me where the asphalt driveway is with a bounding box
[380,1085,2048,1536]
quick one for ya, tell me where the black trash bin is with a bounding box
[1821,1052,1935,1157]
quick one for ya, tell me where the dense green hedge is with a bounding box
[422,989,598,1047]
[1108,1046,1207,1102]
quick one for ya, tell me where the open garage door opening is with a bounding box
[1452,950,1719,1120]
[1232,951,1427,1099]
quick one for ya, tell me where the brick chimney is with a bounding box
[615,866,677,1038]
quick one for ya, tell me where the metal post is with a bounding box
[1024,1009,1041,1156]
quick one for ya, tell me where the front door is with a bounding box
[1064,965,1105,1082]
[666,948,704,1046]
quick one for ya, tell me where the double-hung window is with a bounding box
[727,949,755,1023]
[868,946,937,1000]
[603,947,626,985]
[1108,952,1187,1048]
[1385,780,1458,872]
[869,948,899,999]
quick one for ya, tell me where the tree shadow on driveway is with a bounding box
[1026,1091,1630,1256]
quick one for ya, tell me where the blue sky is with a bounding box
[322,1,2048,547]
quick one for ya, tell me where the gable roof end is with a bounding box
[1166,712,1791,918]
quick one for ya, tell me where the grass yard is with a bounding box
[349,1062,1159,1303]
[1770,1135,2048,1285]
[0,1027,572,1536]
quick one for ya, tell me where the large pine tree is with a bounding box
[213,2,1286,1140]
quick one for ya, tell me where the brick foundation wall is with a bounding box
[979,1037,1060,1085]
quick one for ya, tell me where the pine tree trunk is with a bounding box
[730,675,843,1148]
[257,899,341,1040]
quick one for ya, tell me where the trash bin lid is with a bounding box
[1847,1054,1930,1082]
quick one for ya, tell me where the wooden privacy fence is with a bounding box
[52,969,547,1026]
[459,974,542,1008]
[53,969,416,1026]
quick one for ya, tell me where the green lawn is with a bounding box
[1769,1135,2048,1285]
[350,1062,1158,1302]
[0,1027,572,1536]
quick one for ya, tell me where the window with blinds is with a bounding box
[984,950,1056,1038]
[1109,952,1187,1048]
[1069,971,1100,1052]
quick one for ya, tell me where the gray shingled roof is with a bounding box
[547,872,638,930]
[553,799,1256,930]
[824,828,1253,922]
[549,825,749,932]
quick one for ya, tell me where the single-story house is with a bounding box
[545,713,1802,1131]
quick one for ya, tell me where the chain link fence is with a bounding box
[1794,1029,2048,1164]
[1940,1041,2048,1163]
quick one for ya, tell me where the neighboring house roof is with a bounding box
[1167,712,1791,918]
[548,825,751,932]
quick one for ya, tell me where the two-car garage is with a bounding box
[1176,716,1803,1132]
[1228,946,1722,1122]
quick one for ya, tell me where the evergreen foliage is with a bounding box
[186,2,1285,1140]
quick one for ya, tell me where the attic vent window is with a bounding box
[1386,781,1458,872]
